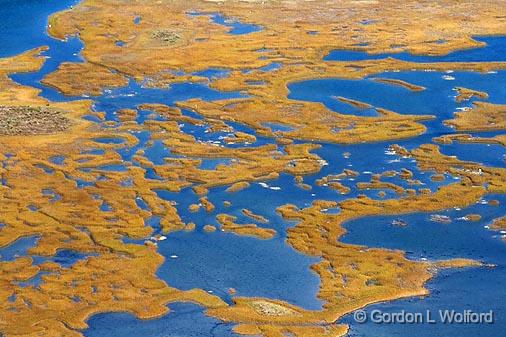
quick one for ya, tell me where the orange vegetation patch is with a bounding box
[371,77,425,91]
[41,62,128,96]
[454,86,489,103]
[216,214,276,240]
[445,102,506,131]
[433,133,506,147]
[1,1,505,336]
[43,0,506,145]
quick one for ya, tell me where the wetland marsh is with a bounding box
[0,1,505,337]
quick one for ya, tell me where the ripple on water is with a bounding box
[155,231,323,310]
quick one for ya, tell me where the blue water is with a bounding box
[211,14,261,35]
[342,194,506,261]
[42,188,62,202]
[340,266,506,337]
[35,249,96,268]
[193,68,230,80]
[85,303,237,337]
[325,36,506,62]
[288,71,506,120]
[49,155,65,165]
[187,12,261,35]
[0,236,39,261]
[151,184,323,309]
[262,122,295,132]
[9,33,83,101]
[198,158,232,170]
[155,231,322,309]
[1,1,505,337]
[93,80,244,121]
[13,250,97,288]
[0,0,80,58]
